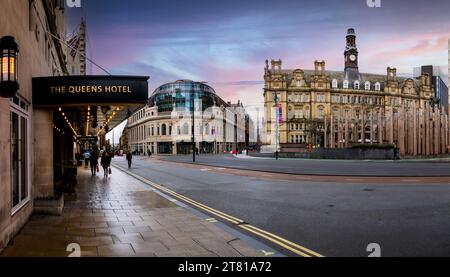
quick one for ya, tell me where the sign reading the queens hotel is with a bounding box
[32,75,149,107]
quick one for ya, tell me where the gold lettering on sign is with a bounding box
[49,85,132,94]
[50,86,66,94]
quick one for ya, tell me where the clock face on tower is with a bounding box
[349,54,356,62]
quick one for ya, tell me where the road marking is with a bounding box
[261,250,275,257]
[200,168,210,172]
[113,163,324,258]
[206,218,218,223]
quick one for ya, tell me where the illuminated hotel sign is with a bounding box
[32,75,149,107]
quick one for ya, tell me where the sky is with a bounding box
[66,0,450,143]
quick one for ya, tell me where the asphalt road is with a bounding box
[158,154,450,177]
[113,156,450,257]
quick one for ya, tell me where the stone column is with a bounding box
[324,116,328,148]
[413,104,418,156]
[369,109,373,144]
[338,114,343,148]
[361,110,365,144]
[398,107,405,155]
[387,108,393,144]
[345,116,350,148]
[33,109,54,198]
[330,115,335,148]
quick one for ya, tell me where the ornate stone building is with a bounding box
[264,28,450,156]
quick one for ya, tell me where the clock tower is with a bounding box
[344,28,360,81]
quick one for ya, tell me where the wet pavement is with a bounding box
[1,166,263,257]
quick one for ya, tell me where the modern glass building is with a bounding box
[149,80,229,113]
[127,80,255,155]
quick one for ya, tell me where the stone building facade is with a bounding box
[127,80,255,155]
[264,28,449,156]
[0,0,68,252]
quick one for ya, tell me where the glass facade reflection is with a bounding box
[149,80,227,113]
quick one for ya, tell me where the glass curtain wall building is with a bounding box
[127,80,254,155]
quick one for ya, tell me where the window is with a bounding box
[183,123,189,135]
[333,107,339,117]
[317,94,326,102]
[343,80,349,89]
[354,81,360,90]
[318,106,324,119]
[296,80,301,87]
[332,79,338,89]
[331,95,340,103]
[161,124,167,136]
[365,81,371,90]
[10,97,30,214]
[305,107,310,119]
[342,95,349,104]
[375,82,381,91]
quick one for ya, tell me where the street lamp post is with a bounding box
[191,90,195,162]
[273,92,280,160]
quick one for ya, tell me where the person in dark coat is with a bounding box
[126,151,133,169]
[101,152,112,177]
[89,150,99,176]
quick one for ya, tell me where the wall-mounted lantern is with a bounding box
[0,36,19,98]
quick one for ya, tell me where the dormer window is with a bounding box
[343,80,349,89]
[365,81,371,90]
[296,80,301,87]
[332,79,338,89]
[354,81,360,90]
[375,82,381,91]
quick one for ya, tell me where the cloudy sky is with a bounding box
[67,0,450,142]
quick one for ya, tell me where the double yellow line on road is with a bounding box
[113,164,324,258]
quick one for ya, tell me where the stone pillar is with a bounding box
[338,115,343,148]
[324,116,328,148]
[413,104,417,156]
[369,109,374,144]
[330,115,335,148]
[425,105,430,155]
[378,110,383,145]
[361,110,365,144]
[398,107,405,155]
[345,116,350,148]
[33,109,54,198]
[389,108,394,144]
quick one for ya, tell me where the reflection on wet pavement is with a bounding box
[1,166,262,257]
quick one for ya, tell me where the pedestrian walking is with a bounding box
[83,151,90,168]
[101,151,112,178]
[89,149,99,176]
[126,151,133,169]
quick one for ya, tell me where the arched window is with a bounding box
[318,106,324,119]
[365,81,371,90]
[333,107,339,117]
[375,82,381,91]
[354,81,360,90]
[161,124,167,136]
[343,80,349,89]
[332,79,338,89]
